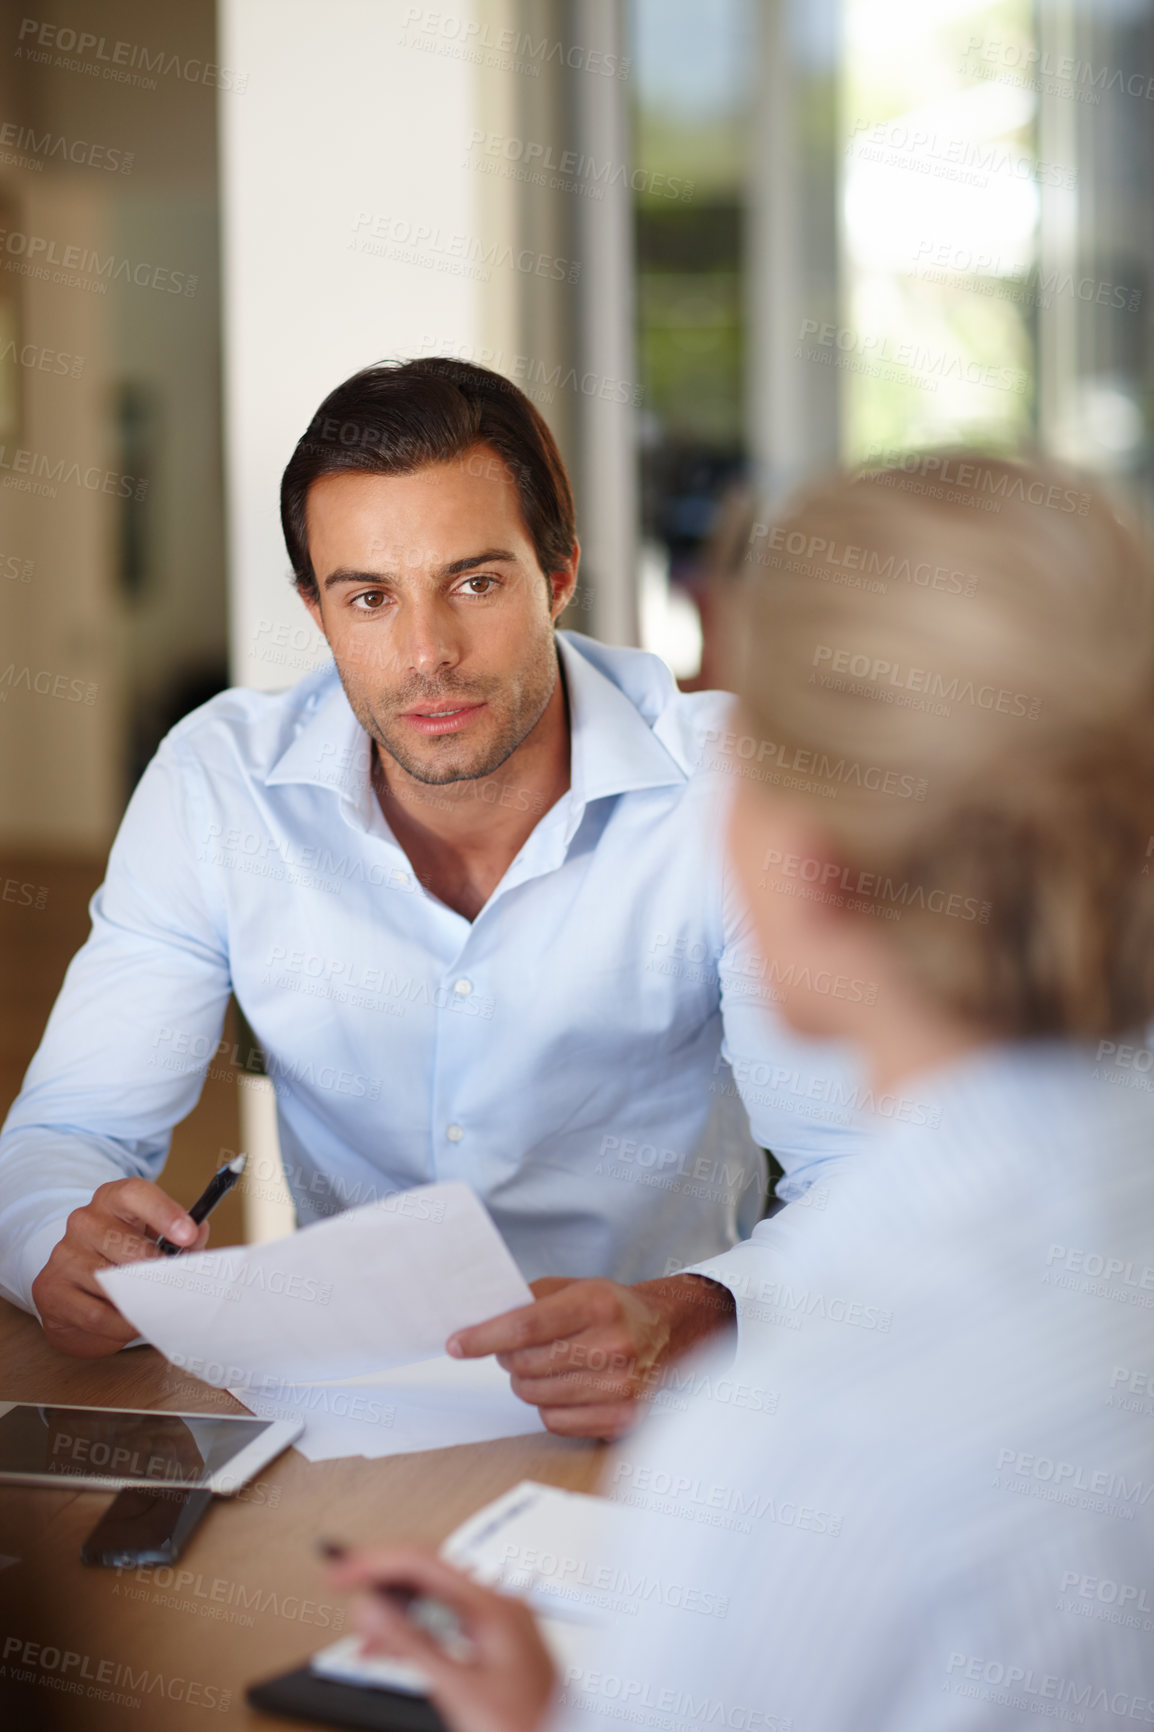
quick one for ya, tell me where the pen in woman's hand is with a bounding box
[318,1538,468,1651]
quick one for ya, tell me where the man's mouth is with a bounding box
[399,701,487,737]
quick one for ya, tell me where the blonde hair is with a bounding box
[730,454,1154,1040]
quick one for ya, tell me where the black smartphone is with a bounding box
[80,1483,215,1567]
[247,1665,449,1731]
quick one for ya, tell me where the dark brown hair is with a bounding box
[280,356,576,600]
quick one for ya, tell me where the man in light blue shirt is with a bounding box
[0,357,866,1435]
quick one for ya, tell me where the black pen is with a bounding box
[156,1153,247,1256]
[318,1539,467,1651]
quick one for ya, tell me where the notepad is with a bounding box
[307,1482,630,1694]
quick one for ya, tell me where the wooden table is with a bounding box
[0,1299,606,1730]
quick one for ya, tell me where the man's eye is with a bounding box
[460,576,498,596]
[352,591,388,611]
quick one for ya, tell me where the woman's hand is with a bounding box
[326,1544,557,1732]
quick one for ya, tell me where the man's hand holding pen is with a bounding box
[31,1154,244,1357]
[32,1177,207,1356]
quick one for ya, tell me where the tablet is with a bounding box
[0,1401,302,1494]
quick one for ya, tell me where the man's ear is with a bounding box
[548,539,581,620]
[298,586,327,639]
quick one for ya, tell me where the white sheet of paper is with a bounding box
[231,1353,545,1461]
[310,1614,592,1696]
[311,1635,429,1695]
[96,1182,533,1390]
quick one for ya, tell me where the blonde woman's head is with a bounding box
[726,454,1154,1044]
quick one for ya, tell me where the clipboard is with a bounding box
[246,1662,448,1731]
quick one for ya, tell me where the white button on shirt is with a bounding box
[0,631,866,1312]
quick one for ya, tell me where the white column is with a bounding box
[746,0,841,506]
[1035,0,1080,465]
[570,0,640,647]
[238,1074,296,1245]
[217,0,491,692]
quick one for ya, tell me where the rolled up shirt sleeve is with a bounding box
[0,735,232,1312]
[681,1209,805,1347]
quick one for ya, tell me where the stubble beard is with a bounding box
[339,633,560,788]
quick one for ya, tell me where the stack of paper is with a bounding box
[97,1182,546,1460]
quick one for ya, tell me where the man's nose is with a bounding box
[397,597,462,677]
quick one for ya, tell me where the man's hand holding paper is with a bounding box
[449,1272,736,1440]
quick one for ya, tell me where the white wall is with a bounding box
[218,0,491,690]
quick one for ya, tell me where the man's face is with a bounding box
[301,445,578,785]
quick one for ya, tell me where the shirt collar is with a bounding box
[558,631,686,809]
[265,668,375,824]
[263,632,686,821]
